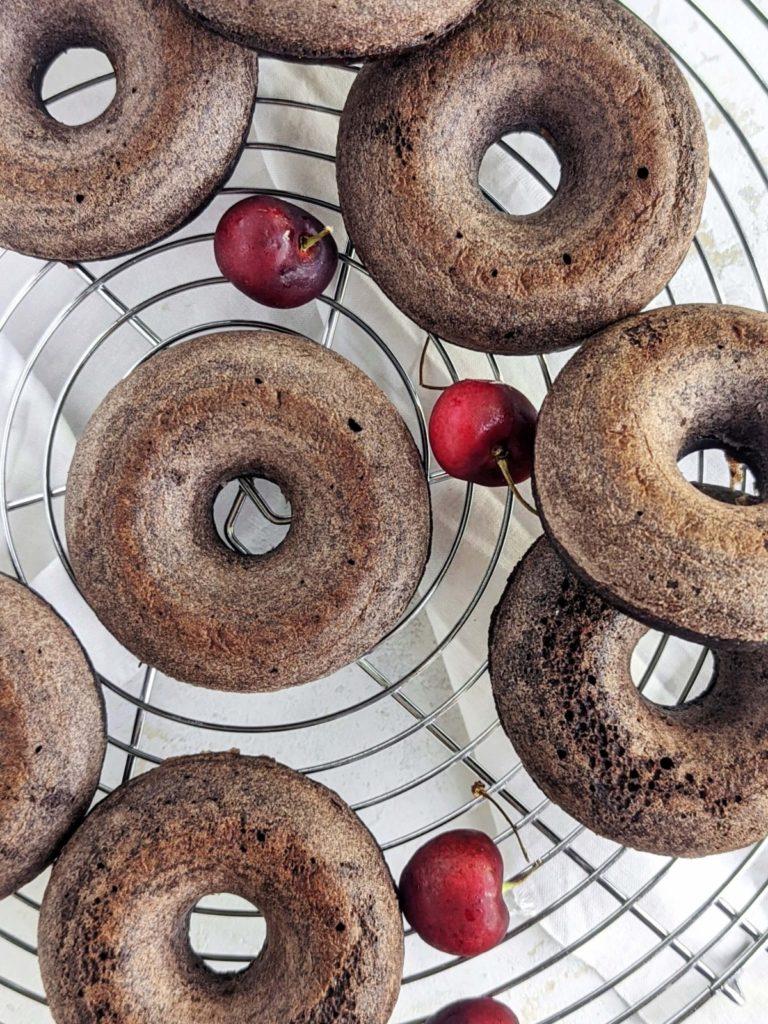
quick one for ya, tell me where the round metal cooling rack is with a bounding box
[1,3,768,1022]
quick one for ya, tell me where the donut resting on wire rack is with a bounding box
[171,0,482,60]
[0,0,257,262]
[0,574,105,899]
[490,536,768,857]
[38,752,404,1024]
[337,0,708,354]
[65,331,432,692]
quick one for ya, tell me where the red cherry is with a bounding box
[399,830,509,956]
[214,196,338,309]
[429,380,537,487]
[426,998,520,1024]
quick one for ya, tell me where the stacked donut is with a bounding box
[490,306,768,858]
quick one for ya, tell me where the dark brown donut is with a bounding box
[336,0,708,355]
[0,574,105,899]
[65,331,431,692]
[171,0,481,60]
[0,0,257,262]
[535,304,768,650]
[38,752,404,1024]
[489,537,768,857]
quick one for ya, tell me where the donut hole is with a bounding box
[213,478,292,556]
[479,130,562,216]
[40,48,116,126]
[677,445,762,501]
[188,893,265,974]
[631,630,715,707]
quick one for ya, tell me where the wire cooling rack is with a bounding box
[1,2,768,1022]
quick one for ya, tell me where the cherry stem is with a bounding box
[491,446,538,516]
[472,782,530,863]
[473,782,545,892]
[300,226,333,252]
[418,334,449,391]
[502,861,542,892]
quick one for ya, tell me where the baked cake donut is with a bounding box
[337,0,708,354]
[39,752,404,1024]
[0,574,105,898]
[535,304,768,649]
[0,0,257,262]
[490,537,768,857]
[172,0,481,60]
[66,330,431,692]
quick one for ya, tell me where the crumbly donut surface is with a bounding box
[66,331,432,691]
[337,0,708,354]
[0,574,105,898]
[0,0,257,261]
[39,753,404,1024]
[490,538,768,857]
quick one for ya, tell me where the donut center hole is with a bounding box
[214,478,292,556]
[479,130,562,216]
[631,631,715,707]
[40,48,116,126]
[677,445,761,501]
[188,893,265,974]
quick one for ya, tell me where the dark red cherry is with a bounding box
[429,380,537,486]
[399,830,509,956]
[214,196,338,309]
[426,998,520,1024]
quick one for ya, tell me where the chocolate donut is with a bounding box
[172,0,481,60]
[535,304,768,649]
[66,331,431,692]
[490,537,768,857]
[39,752,404,1024]
[0,574,105,898]
[0,0,257,262]
[336,0,708,355]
